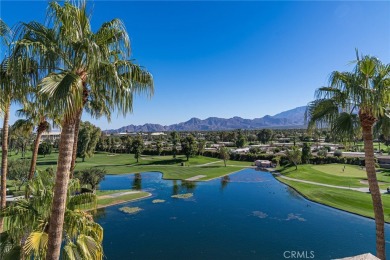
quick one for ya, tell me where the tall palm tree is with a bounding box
[69,58,154,175]
[15,1,153,258]
[306,52,390,259]
[15,98,57,181]
[0,170,102,259]
[0,19,37,232]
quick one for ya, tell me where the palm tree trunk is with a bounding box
[69,109,83,178]
[46,121,76,260]
[28,126,45,180]
[360,113,386,260]
[0,102,10,233]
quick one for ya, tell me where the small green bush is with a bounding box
[333,150,342,157]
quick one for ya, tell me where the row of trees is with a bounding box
[0,1,154,259]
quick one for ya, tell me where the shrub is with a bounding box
[38,141,52,157]
[317,149,328,157]
[333,150,342,157]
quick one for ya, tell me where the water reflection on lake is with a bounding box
[97,169,390,259]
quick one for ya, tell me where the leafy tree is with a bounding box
[235,132,246,148]
[0,170,102,259]
[170,131,179,158]
[38,141,52,157]
[285,146,302,170]
[74,168,106,192]
[218,146,230,167]
[317,148,328,157]
[181,135,197,161]
[249,147,261,154]
[7,159,29,191]
[123,136,133,153]
[197,140,206,155]
[132,135,144,163]
[9,122,33,158]
[306,52,390,258]
[77,121,101,162]
[156,141,163,156]
[301,143,311,163]
[257,129,273,144]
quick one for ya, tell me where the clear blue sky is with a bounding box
[2,1,390,130]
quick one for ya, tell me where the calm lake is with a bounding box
[96,169,390,259]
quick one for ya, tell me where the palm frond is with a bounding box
[76,234,103,260]
[67,193,97,211]
[23,231,48,258]
[39,72,83,122]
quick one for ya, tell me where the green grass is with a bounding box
[96,190,150,208]
[31,152,220,170]
[278,164,390,189]
[311,164,367,177]
[124,165,244,180]
[31,152,246,180]
[277,178,390,222]
[278,164,366,188]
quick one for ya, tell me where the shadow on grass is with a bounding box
[36,161,57,166]
[198,166,221,169]
[277,165,298,175]
[137,159,187,166]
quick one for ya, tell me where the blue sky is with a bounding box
[1,1,390,130]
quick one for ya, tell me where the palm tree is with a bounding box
[0,19,37,232]
[15,99,57,180]
[69,58,154,175]
[0,170,102,259]
[306,52,390,259]
[15,2,153,258]
[9,120,34,159]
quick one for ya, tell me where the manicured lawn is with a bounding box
[311,164,367,177]
[5,151,246,181]
[277,178,390,223]
[278,164,366,188]
[213,160,253,167]
[278,164,390,189]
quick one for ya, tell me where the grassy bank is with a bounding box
[278,164,390,189]
[277,178,390,222]
[276,164,390,222]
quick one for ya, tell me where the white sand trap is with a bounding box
[185,175,206,181]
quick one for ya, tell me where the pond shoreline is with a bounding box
[263,168,390,224]
[95,192,152,210]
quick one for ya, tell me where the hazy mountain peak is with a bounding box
[106,106,307,132]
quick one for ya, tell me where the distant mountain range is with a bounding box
[106,106,307,133]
